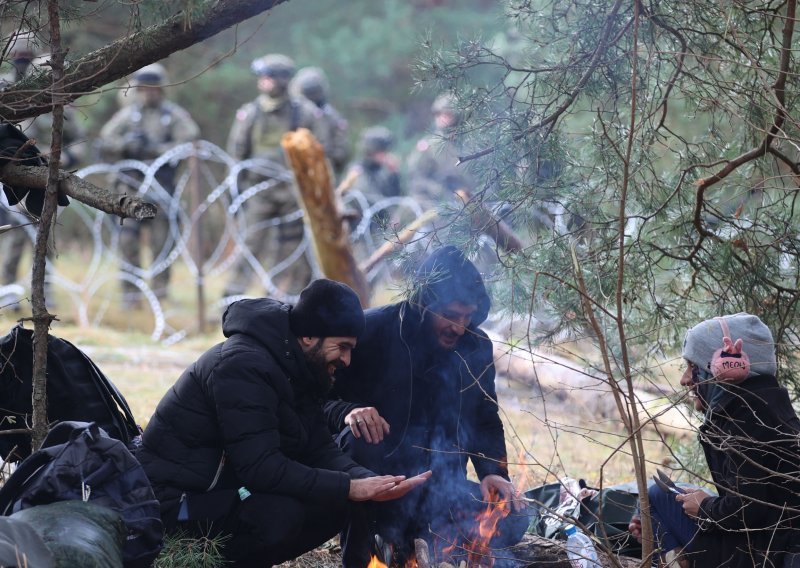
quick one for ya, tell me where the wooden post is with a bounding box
[280,128,370,306]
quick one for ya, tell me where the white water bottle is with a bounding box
[564,524,600,568]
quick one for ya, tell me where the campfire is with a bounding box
[465,489,511,566]
[368,488,512,568]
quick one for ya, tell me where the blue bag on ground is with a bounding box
[0,421,163,567]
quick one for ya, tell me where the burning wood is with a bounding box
[368,491,514,568]
[414,538,431,568]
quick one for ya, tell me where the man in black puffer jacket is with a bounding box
[325,246,529,567]
[139,279,430,567]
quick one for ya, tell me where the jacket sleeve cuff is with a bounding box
[314,469,352,504]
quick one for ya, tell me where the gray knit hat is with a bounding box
[682,313,777,378]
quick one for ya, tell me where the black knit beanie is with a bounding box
[289,279,365,338]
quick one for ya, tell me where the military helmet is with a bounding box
[251,53,296,82]
[7,31,38,63]
[360,126,394,155]
[132,63,168,86]
[290,66,329,105]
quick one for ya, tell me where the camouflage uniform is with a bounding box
[1,38,88,309]
[98,64,200,305]
[406,95,478,211]
[290,67,350,176]
[223,55,324,298]
[348,126,402,204]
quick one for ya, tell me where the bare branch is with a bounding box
[0,163,156,220]
[0,0,292,123]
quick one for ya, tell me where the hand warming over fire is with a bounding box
[371,470,433,502]
[349,475,407,501]
[349,471,432,502]
[346,406,390,444]
[481,474,526,512]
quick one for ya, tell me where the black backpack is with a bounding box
[0,324,141,460]
[0,421,164,567]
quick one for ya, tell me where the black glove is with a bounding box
[0,123,69,216]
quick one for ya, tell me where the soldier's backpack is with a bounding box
[0,421,164,567]
[0,324,141,461]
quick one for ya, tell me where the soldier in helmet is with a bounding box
[406,93,478,210]
[223,53,324,299]
[0,32,88,312]
[348,126,402,205]
[98,63,200,308]
[290,66,350,177]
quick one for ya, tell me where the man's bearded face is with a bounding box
[303,336,356,390]
[426,301,478,351]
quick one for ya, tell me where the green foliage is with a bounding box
[154,530,229,568]
[416,0,800,399]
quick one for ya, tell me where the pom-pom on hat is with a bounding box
[289,279,365,339]
[683,313,776,379]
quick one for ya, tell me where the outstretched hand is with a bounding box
[371,470,432,502]
[349,475,406,502]
[349,471,432,502]
[481,474,526,512]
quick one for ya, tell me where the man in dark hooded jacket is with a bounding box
[325,246,528,566]
[139,279,429,567]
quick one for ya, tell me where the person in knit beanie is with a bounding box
[630,312,800,568]
[682,312,777,380]
[139,279,429,567]
[289,278,366,339]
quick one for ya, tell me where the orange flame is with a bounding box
[466,489,512,567]
[367,555,388,568]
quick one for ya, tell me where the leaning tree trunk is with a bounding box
[281,128,370,306]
